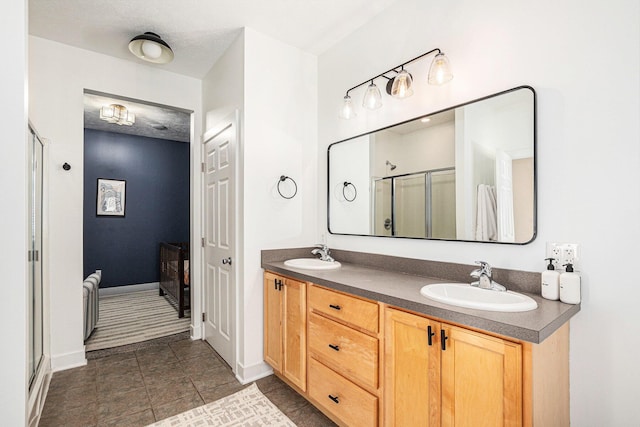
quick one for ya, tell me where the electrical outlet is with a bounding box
[546,242,579,271]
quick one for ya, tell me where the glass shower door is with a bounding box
[28,125,44,389]
[394,173,427,238]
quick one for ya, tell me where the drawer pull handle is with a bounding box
[329,304,341,311]
[427,325,435,346]
[441,329,448,351]
[328,344,340,351]
[328,394,340,404]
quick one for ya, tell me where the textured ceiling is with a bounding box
[32,0,399,141]
[29,0,399,79]
[84,92,191,142]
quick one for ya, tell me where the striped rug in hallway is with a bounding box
[85,290,191,351]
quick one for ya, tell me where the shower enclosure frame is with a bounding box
[372,166,455,238]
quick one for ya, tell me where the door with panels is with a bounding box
[203,114,237,368]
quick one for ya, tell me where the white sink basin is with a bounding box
[284,258,342,271]
[420,283,537,312]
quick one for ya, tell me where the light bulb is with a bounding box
[428,52,453,85]
[390,70,413,99]
[339,95,356,119]
[362,82,383,110]
[141,40,162,60]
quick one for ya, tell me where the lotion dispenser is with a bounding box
[560,263,581,304]
[541,258,560,300]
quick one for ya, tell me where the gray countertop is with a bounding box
[261,250,580,344]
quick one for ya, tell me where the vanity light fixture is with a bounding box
[128,32,174,64]
[99,104,135,126]
[338,48,453,119]
[362,80,383,110]
[339,95,357,119]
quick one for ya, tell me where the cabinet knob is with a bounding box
[328,394,340,404]
[328,344,340,352]
[329,304,341,311]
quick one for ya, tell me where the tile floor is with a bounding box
[39,338,335,426]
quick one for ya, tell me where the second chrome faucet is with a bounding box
[470,261,506,292]
[311,244,335,262]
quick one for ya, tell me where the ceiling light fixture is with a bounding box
[128,32,174,64]
[338,48,453,119]
[99,104,135,126]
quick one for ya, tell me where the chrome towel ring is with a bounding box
[343,181,357,202]
[277,175,298,199]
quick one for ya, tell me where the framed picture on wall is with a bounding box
[97,178,126,217]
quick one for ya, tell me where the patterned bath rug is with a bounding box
[147,383,296,426]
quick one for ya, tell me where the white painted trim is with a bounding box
[234,360,273,385]
[98,282,159,296]
[190,322,202,340]
[27,355,51,427]
[50,350,86,372]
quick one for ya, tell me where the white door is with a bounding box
[203,113,237,368]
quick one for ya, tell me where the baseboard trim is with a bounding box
[190,323,202,340]
[27,354,51,427]
[99,282,159,296]
[235,360,274,385]
[50,349,86,372]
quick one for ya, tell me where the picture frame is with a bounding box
[97,178,126,217]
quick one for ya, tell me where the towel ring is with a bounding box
[277,175,297,199]
[343,181,357,202]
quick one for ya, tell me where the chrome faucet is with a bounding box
[470,261,506,292]
[311,244,334,262]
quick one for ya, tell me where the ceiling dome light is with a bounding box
[128,32,174,64]
[362,81,383,110]
[428,52,453,85]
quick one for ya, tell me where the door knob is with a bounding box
[222,257,232,265]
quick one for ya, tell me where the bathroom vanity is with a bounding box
[262,248,579,427]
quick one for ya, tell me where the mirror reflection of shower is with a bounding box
[385,160,397,171]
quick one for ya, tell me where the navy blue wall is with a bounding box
[83,129,189,288]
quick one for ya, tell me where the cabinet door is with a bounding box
[385,308,441,427]
[282,277,306,391]
[440,324,522,427]
[263,273,282,372]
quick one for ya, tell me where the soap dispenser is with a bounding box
[541,258,560,300]
[560,263,581,304]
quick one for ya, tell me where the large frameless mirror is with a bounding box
[328,86,536,244]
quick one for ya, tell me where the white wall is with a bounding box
[0,0,28,423]
[318,0,640,425]
[239,28,318,380]
[201,30,245,372]
[28,37,202,371]
[329,135,370,234]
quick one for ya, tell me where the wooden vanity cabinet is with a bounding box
[263,272,307,392]
[307,285,383,427]
[263,271,569,426]
[385,307,569,427]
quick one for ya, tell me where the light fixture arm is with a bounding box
[344,48,442,97]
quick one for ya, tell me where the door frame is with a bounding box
[200,109,241,372]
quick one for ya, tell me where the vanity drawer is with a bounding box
[308,312,378,390]
[309,285,379,333]
[308,358,378,427]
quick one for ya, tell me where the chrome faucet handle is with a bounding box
[474,261,492,278]
[315,243,328,251]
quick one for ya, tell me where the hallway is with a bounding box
[39,338,334,426]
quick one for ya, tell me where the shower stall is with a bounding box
[373,167,456,239]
